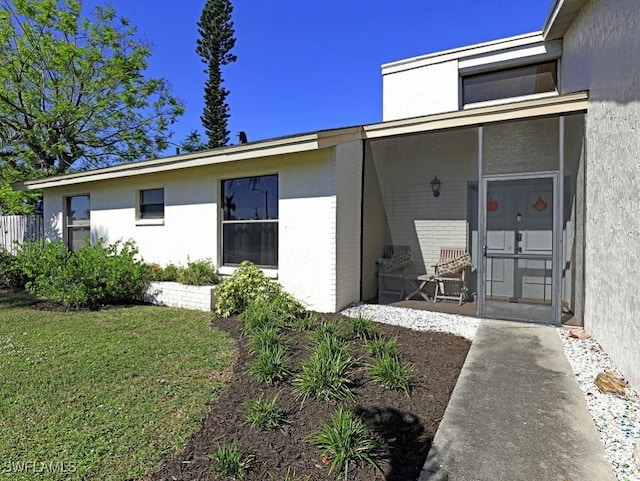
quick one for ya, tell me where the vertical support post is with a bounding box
[555,115,565,324]
[477,125,485,317]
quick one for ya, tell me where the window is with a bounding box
[221,175,278,267]
[139,188,164,219]
[462,61,557,105]
[66,195,90,251]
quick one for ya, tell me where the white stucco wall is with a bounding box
[362,128,478,300]
[382,60,459,121]
[561,0,640,389]
[335,141,363,310]
[42,149,342,313]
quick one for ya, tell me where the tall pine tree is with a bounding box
[196,0,236,148]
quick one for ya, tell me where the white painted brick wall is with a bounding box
[145,281,214,311]
[43,149,340,314]
[335,141,363,310]
[362,129,477,299]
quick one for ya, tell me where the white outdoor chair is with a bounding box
[433,247,473,305]
[377,245,413,302]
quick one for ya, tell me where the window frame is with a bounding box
[220,174,279,268]
[65,194,90,251]
[462,60,558,107]
[136,187,165,225]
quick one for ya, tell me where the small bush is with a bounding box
[249,344,289,385]
[147,263,164,281]
[240,297,288,335]
[243,393,285,429]
[309,406,383,480]
[247,326,287,355]
[367,354,414,395]
[350,315,377,340]
[0,249,25,289]
[161,263,179,281]
[291,311,317,331]
[210,441,251,479]
[308,320,341,343]
[14,239,149,309]
[177,259,219,286]
[364,336,398,359]
[214,261,303,318]
[294,335,356,404]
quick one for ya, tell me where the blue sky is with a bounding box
[85,0,552,153]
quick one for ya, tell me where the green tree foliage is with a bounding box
[0,0,184,179]
[180,129,207,154]
[196,0,236,148]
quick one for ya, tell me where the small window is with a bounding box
[139,188,164,219]
[221,175,278,267]
[463,61,557,105]
[66,195,90,251]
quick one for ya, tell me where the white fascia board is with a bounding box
[17,128,364,191]
[458,40,562,74]
[381,32,544,75]
[363,92,588,139]
[543,0,587,40]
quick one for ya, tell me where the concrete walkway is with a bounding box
[419,319,616,481]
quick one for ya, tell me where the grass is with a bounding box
[0,291,235,481]
[364,335,398,358]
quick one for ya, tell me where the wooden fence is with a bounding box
[0,215,44,254]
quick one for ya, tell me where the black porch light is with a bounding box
[430,175,441,197]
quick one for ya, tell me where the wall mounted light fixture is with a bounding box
[430,175,441,197]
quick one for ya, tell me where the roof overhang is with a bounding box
[543,0,588,40]
[363,92,588,139]
[16,126,363,191]
[17,93,589,192]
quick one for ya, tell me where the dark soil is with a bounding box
[148,312,470,481]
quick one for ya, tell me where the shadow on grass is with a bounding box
[0,289,40,309]
[355,405,435,481]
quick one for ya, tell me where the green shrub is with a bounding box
[147,263,164,281]
[214,261,303,318]
[210,441,251,479]
[309,406,383,480]
[249,344,289,385]
[176,259,219,286]
[350,315,377,340]
[364,336,398,359]
[161,263,179,281]
[0,249,25,289]
[367,354,414,395]
[243,393,285,429]
[240,297,284,335]
[14,239,149,309]
[291,311,317,331]
[247,326,287,355]
[294,335,356,404]
[308,320,341,343]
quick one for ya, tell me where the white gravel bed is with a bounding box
[340,303,479,341]
[558,328,640,481]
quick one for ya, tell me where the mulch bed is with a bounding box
[148,312,470,481]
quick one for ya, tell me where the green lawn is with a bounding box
[0,291,236,480]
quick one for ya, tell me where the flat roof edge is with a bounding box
[363,92,589,138]
[381,31,544,73]
[16,127,365,191]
